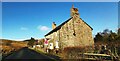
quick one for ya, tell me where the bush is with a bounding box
[61,46,94,59]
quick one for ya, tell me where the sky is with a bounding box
[118,1,120,28]
[2,2,118,41]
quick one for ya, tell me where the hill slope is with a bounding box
[1,39,28,57]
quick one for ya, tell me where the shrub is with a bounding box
[61,46,94,59]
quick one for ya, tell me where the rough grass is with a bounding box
[1,39,27,57]
[61,46,94,59]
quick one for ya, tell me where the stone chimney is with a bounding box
[52,22,56,29]
[70,4,80,17]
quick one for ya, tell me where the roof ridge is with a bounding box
[45,17,73,36]
[45,17,93,36]
[80,18,93,30]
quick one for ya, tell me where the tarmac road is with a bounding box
[2,47,56,61]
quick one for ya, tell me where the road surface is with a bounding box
[2,47,58,61]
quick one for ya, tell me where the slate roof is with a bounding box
[45,17,93,36]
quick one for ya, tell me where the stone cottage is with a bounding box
[44,5,94,50]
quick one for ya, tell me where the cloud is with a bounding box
[37,25,50,31]
[20,27,28,30]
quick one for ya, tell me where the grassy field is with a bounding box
[1,39,27,58]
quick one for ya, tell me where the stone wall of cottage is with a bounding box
[45,5,94,50]
[58,16,94,49]
[45,16,94,49]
